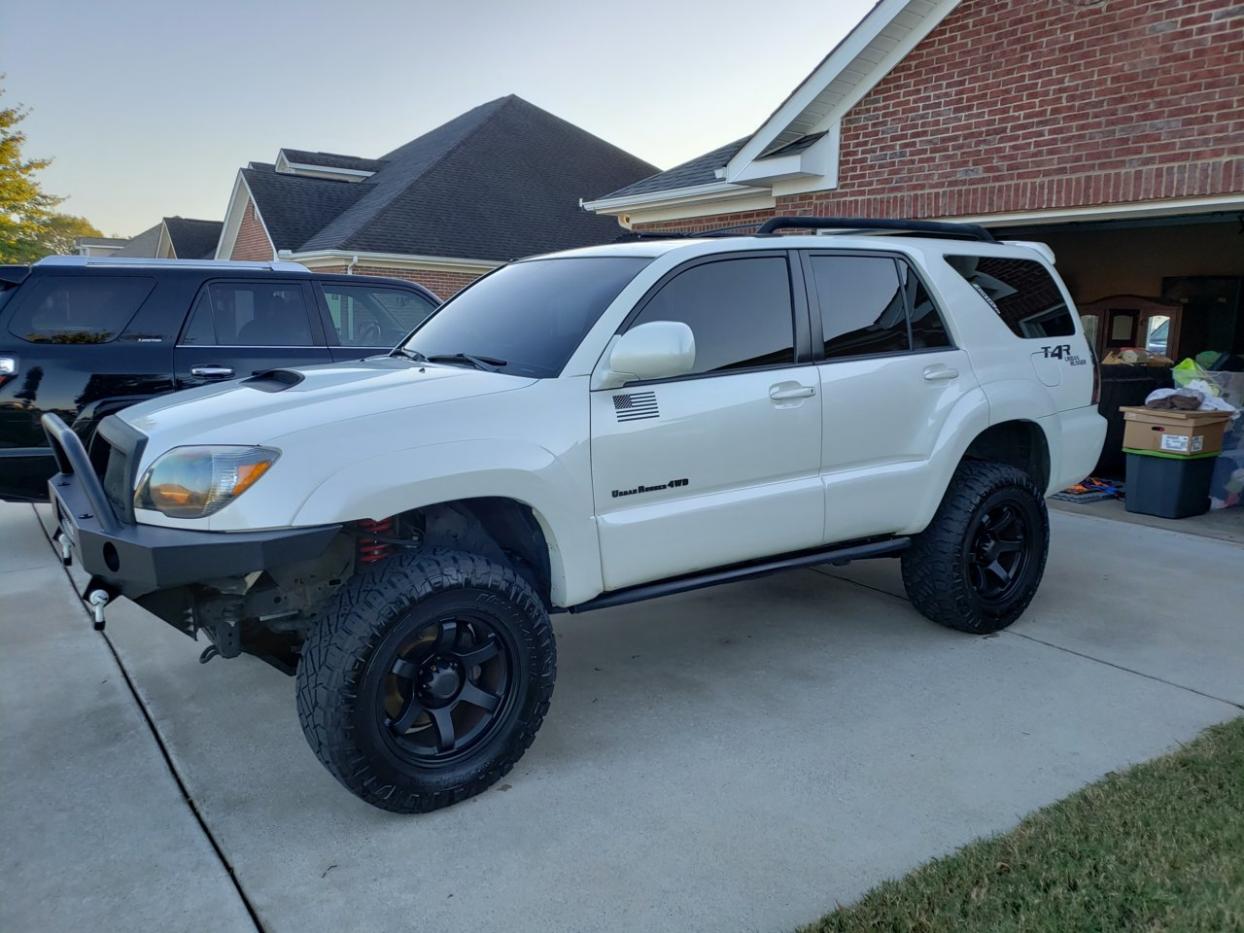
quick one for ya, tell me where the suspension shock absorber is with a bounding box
[354,517,395,565]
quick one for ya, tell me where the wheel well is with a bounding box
[962,421,1050,492]
[415,498,553,607]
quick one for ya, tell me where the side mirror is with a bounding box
[596,321,695,389]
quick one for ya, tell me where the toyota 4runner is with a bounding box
[43,217,1106,813]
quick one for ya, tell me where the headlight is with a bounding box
[134,446,279,518]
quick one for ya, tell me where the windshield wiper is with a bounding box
[425,352,508,372]
[391,347,428,363]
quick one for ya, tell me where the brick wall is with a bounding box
[789,0,1244,219]
[309,265,482,300]
[230,199,276,260]
[637,0,1244,232]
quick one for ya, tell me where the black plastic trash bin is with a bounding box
[1124,450,1217,519]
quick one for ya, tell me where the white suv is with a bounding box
[45,217,1106,812]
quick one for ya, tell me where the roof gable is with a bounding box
[241,168,370,251]
[162,217,223,259]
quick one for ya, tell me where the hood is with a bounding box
[121,356,536,449]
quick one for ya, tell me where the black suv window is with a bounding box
[811,256,908,359]
[946,255,1075,338]
[7,275,154,344]
[182,281,316,347]
[899,260,953,350]
[321,284,435,347]
[629,256,795,375]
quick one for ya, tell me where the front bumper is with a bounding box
[42,413,340,599]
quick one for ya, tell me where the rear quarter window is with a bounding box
[7,275,155,344]
[945,255,1075,338]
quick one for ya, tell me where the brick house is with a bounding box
[215,95,656,298]
[585,0,1244,373]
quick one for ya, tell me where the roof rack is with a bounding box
[34,256,311,272]
[755,216,996,242]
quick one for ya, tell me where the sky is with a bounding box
[1,0,877,237]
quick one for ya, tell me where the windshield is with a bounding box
[402,256,651,378]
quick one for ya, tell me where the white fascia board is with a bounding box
[215,171,276,261]
[949,194,1244,228]
[276,150,374,181]
[582,181,767,216]
[283,249,502,275]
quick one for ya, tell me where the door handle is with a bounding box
[191,366,235,379]
[769,383,816,400]
[923,365,959,382]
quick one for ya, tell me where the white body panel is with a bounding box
[114,233,1106,608]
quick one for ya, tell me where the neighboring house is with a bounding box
[216,95,657,297]
[74,236,129,257]
[585,0,1244,366]
[113,217,224,260]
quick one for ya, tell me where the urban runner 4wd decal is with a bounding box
[1041,343,1088,366]
[612,478,689,499]
[613,391,659,422]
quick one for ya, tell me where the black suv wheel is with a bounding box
[901,461,1049,633]
[296,548,556,812]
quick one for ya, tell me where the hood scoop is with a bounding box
[242,369,304,392]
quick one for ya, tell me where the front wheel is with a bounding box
[902,461,1049,634]
[296,548,556,813]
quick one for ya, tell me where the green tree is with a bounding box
[0,82,102,263]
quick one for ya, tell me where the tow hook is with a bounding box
[86,589,111,631]
[52,528,72,566]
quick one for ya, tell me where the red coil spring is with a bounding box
[355,517,395,565]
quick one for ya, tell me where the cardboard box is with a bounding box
[1120,406,1232,457]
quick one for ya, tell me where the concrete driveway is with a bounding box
[2,501,1241,933]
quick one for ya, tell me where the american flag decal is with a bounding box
[613,391,659,422]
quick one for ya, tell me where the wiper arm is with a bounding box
[391,346,428,363]
[426,352,508,372]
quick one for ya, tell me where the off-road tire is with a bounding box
[296,548,555,813]
[902,460,1048,634]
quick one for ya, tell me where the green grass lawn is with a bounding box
[802,717,1244,933]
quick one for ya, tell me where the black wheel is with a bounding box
[901,461,1048,634]
[296,548,555,813]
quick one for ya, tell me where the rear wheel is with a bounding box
[296,548,555,813]
[901,461,1048,633]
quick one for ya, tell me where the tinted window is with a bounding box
[899,261,952,350]
[182,281,315,347]
[946,255,1075,338]
[322,284,436,347]
[812,256,908,359]
[8,275,154,344]
[629,256,794,375]
[404,257,650,378]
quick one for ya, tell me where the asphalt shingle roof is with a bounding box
[243,96,657,261]
[594,138,748,201]
[241,168,369,252]
[163,217,223,259]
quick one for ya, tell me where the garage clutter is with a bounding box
[1119,358,1243,518]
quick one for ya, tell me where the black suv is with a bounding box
[0,256,438,501]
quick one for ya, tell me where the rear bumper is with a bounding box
[42,414,340,599]
[1046,404,1109,493]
